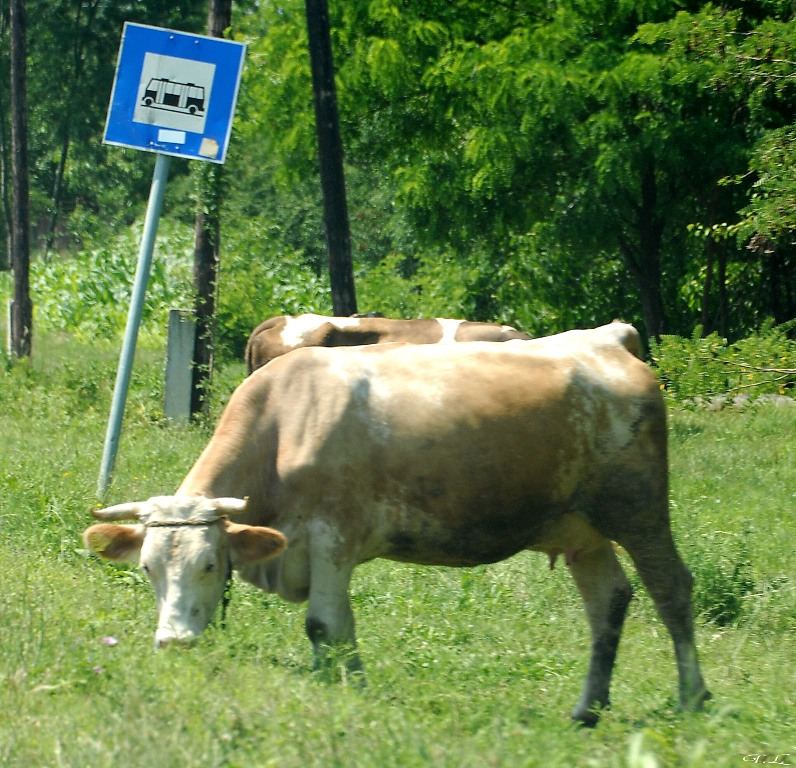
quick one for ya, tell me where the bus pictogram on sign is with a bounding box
[141,78,206,115]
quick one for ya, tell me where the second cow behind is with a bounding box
[244,313,531,373]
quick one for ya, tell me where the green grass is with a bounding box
[1,334,794,767]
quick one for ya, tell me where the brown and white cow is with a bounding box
[84,322,709,725]
[244,312,530,373]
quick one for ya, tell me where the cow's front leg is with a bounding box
[568,540,633,726]
[305,526,360,676]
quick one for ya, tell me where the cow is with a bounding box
[244,312,531,373]
[83,322,709,725]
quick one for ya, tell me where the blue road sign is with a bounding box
[104,22,245,164]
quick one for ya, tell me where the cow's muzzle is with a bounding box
[155,628,199,649]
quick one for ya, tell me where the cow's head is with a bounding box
[83,495,286,648]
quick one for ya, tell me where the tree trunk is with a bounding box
[700,241,714,335]
[190,165,221,416]
[1,86,10,272]
[621,157,666,342]
[42,0,100,258]
[633,264,666,342]
[305,0,357,315]
[716,246,728,338]
[9,0,32,357]
[765,248,795,326]
[190,0,231,417]
[44,130,70,259]
[1,12,10,273]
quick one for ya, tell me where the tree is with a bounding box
[305,0,357,315]
[9,0,32,358]
[322,0,790,340]
[0,6,10,271]
[40,0,102,258]
[211,1,795,343]
[636,4,796,333]
[190,0,231,417]
[5,0,206,253]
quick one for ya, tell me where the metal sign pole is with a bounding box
[97,152,171,498]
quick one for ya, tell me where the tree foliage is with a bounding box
[225,0,794,342]
[3,0,795,351]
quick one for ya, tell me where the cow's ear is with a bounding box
[225,521,287,565]
[83,523,144,564]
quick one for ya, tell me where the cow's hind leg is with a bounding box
[619,526,710,712]
[569,540,633,726]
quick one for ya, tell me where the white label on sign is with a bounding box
[157,129,187,144]
[134,53,216,134]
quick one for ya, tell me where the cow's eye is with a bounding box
[141,563,150,575]
[204,562,216,573]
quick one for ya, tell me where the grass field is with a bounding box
[1,333,794,767]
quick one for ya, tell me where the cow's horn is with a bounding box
[210,497,248,516]
[92,502,146,521]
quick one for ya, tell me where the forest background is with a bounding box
[0,0,794,361]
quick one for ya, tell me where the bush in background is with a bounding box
[650,321,796,403]
[214,218,332,360]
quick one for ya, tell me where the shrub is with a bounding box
[215,220,331,360]
[650,321,796,402]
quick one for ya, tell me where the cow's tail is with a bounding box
[244,338,256,375]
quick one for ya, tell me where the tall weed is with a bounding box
[686,531,757,626]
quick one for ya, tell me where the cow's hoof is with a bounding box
[680,687,712,712]
[571,707,601,728]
